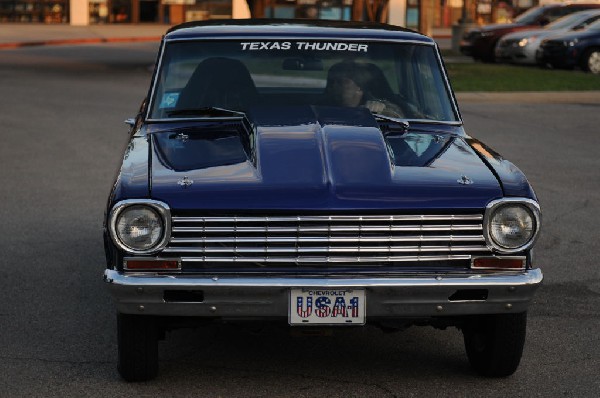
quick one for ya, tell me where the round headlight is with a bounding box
[486,200,540,252]
[115,205,163,251]
[490,205,534,249]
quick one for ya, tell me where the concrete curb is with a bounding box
[0,36,162,50]
[456,91,600,104]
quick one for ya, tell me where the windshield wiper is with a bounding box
[167,107,246,118]
[371,113,410,135]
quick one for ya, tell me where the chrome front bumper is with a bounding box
[104,269,543,319]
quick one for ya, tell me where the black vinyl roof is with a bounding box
[165,19,432,44]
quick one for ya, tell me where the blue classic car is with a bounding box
[103,20,542,382]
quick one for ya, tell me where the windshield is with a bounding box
[515,6,547,25]
[546,13,587,30]
[149,40,458,122]
[588,19,600,30]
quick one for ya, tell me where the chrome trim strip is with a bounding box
[435,42,462,122]
[172,215,483,222]
[104,268,543,288]
[164,37,436,46]
[146,39,166,121]
[483,198,542,254]
[172,225,483,233]
[179,255,476,263]
[169,236,485,244]
[165,245,487,253]
[108,199,172,255]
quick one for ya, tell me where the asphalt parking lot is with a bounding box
[0,43,599,397]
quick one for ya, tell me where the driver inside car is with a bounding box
[325,61,404,118]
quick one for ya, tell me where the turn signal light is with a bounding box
[124,259,180,271]
[471,257,525,270]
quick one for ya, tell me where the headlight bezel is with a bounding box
[483,198,541,254]
[108,199,171,254]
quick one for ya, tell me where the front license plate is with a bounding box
[289,288,365,325]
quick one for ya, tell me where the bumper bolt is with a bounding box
[138,305,145,312]
[436,305,443,312]
[505,303,513,310]
[136,287,144,294]
[210,306,217,313]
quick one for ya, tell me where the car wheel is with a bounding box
[117,313,159,382]
[462,312,527,377]
[582,48,600,74]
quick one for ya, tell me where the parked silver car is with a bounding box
[495,10,600,64]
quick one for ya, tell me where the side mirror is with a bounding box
[124,118,135,127]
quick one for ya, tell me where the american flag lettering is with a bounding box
[315,296,332,317]
[332,296,348,317]
[296,296,313,318]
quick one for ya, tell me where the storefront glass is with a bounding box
[0,0,68,22]
[185,0,232,21]
[265,0,352,20]
[111,0,131,22]
[89,0,109,23]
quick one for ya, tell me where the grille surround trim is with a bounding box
[163,214,490,266]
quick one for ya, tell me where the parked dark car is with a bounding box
[537,19,600,73]
[103,19,543,382]
[461,3,600,62]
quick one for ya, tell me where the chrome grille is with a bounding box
[162,214,491,266]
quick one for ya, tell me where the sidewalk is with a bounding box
[456,91,600,103]
[0,24,169,48]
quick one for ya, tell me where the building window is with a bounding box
[264,0,352,21]
[0,0,68,22]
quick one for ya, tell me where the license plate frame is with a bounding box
[288,288,366,326]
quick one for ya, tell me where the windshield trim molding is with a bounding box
[145,37,460,123]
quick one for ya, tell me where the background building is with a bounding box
[0,0,548,30]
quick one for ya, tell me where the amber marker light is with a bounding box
[471,257,526,270]
[124,259,180,271]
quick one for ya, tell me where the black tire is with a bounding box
[117,313,159,382]
[462,312,527,377]
[581,48,600,74]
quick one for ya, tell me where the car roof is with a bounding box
[164,19,434,45]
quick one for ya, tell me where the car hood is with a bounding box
[148,107,502,211]
[546,29,600,42]
[481,23,520,32]
[502,28,547,40]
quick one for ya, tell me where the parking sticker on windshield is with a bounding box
[159,92,179,109]
[240,42,368,52]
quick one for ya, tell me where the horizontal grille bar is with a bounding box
[172,215,483,223]
[168,235,485,244]
[172,224,482,233]
[164,245,489,254]
[180,255,474,263]
[164,213,490,266]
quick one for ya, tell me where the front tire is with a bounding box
[462,312,527,377]
[117,313,159,382]
[582,48,600,74]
